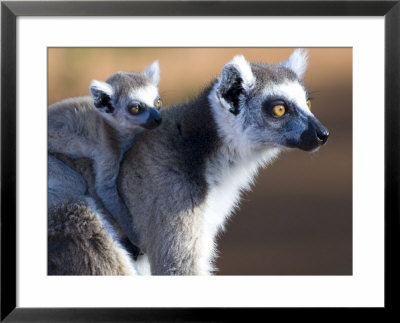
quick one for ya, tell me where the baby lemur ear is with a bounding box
[89,80,114,113]
[216,55,255,115]
[280,48,309,79]
[143,60,160,86]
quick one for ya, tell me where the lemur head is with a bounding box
[210,49,329,153]
[89,60,162,131]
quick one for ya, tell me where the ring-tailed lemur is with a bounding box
[117,49,329,275]
[48,61,162,249]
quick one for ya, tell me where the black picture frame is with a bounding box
[1,1,399,321]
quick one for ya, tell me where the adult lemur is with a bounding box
[48,61,162,248]
[49,49,329,275]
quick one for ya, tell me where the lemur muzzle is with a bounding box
[299,117,329,151]
[143,107,162,129]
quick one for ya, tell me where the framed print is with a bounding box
[1,0,399,321]
[47,46,353,277]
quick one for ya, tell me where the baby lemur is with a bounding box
[48,61,162,248]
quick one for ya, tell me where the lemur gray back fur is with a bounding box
[48,154,87,207]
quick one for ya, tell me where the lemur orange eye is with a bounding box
[130,106,140,114]
[272,104,286,117]
[154,98,162,109]
[306,99,312,110]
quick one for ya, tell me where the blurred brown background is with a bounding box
[48,48,352,275]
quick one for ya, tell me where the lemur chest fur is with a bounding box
[202,149,278,236]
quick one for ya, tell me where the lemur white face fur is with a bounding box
[89,61,162,131]
[210,49,329,155]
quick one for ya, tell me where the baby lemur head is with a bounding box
[89,61,162,132]
[210,49,329,153]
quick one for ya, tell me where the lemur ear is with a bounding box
[281,48,309,79]
[89,80,114,113]
[143,60,160,86]
[217,55,255,115]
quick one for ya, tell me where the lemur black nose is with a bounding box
[154,113,162,125]
[316,127,329,145]
[143,107,162,129]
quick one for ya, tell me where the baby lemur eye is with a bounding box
[272,104,286,117]
[131,106,139,114]
[306,99,312,110]
[154,98,162,109]
[128,104,141,115]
